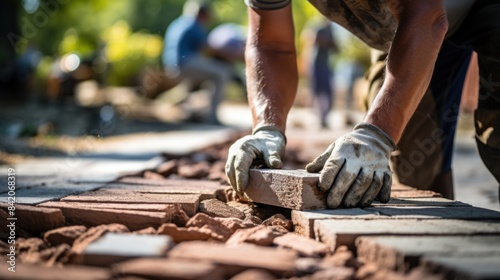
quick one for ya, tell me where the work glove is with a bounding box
[306,123,396,208]
[225,126,286,198]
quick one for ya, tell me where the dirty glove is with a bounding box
[306,123,396,208]
[225,126,286,197]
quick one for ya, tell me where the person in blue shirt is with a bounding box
[163,0,232,124]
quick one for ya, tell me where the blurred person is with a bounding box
[302,19,338,128]
[163,0,233,125]
[225,0,500,208]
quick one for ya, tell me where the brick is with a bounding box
[291,208,379,238]
[308,267,355,280]
[112,258,222,280]
[226,225,281,246]
[107,178,225,201]
[0,203,65,233]
[199,199,245,219]
[39,201,175,212]
[273,233,328,257]
[391,184,417,191]
[61,189,200,216]
[47,205,168,231]
[143,170,166,180]
[44,225,88,246]
[0,263,110,280]
[365,206,500,220]
[245,169,325,210]
[155,159,178,177]
[314,219,500,250]
[186,213,233,241]
[168,241,297,277]
[371,197,471,208]
[356,236,500,272]
[214,217,258,233]
[71,224,129,263]
[178,161,211,179]
[0,182,102,205]
[82,233,174,266]
[133,227,157,235]
[422,256,500,280]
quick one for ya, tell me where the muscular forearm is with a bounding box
[365,1,448,143]
[246,6,297,133]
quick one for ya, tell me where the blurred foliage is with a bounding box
[15,0,368,86]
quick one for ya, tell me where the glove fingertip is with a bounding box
[378,172,392,203]
[267,156,283,169]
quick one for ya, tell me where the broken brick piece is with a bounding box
[273,233,328,257]
[230,269,276,280]
[39,201,175,213]
[226,225,281,246]
[214,217,257,234]
[245,169,325,210]
[262,214,293,231]
[0,263,110,280]
[168,241,297,277]
[112,258,222,280]
[155,159,179,177]
[44,225,88,247]
[185,213,233,241]
[199,199,245,219]
[0,203,65,233]
[157,223,212,242]
[177,161,211,179]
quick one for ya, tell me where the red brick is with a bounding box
[262,214,293,231]
[391,190,442,198]
[39,201,174,212]
[199,199,245,219]
[214,217,257,234]
[230,269,276,280]
[112,258,222,280]
[0,203,65,233]
[61,190,200,216]
[273,233,328,257]
[0,263,110,280]
[157,223,212,242]
[185,213,233,241]
[143,170,165,180]
[245,169,325,210]
[44,225,88,246]
[168,241,297,277]
[177,161,211,179]
[155,159,178,177]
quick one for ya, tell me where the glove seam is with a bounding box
[252,125,287,144]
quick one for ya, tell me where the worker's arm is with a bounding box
[307,0,448,208]
[366,0,449,143]
[225,4,297,197]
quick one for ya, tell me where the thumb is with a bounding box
[306,143,335,173]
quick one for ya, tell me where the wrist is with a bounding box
[253,125,287,144]
[354,122,396,151]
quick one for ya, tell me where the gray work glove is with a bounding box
[306,123,396,208]
[225,126,286,198]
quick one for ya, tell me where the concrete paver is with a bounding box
[245,169,325,210]
[423,256,500,280]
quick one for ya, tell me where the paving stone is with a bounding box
[371,197,471,208]
[199,199,245,219]
[365,206,500,220]
[39,201,175,212]
[168,241,297,277]
[0,182,102,205]
[0,263,111,280]
[44,225,88,246]
[314,219,500,251]
[61,189,200,216]
[82,233,175,266]
[262,214,293,231]
[226,225,281,246]
[112,258,222,280]
[291,208,380,238]
[71,224,129,263]
[356,236,500,272]
[0,203,65,233]
[245,169,325,210]
[423,256,500,280]
[107,178,225,201]
[273,233,328,257]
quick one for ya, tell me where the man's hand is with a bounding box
[225,126,286,198]
[306,123,396,208]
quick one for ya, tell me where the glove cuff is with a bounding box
[253,125,287,144]
[354,123,396,151]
